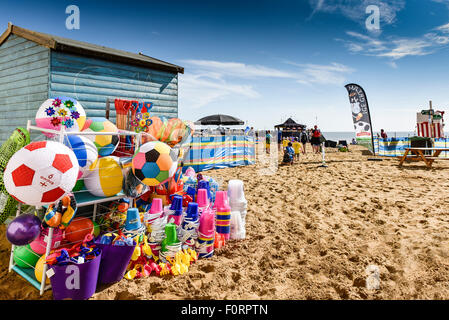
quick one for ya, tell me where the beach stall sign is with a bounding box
[345,83,375,155]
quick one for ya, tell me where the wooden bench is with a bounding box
[398,147,449,168]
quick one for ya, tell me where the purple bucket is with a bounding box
[95,239,136,284]
[49,251,102,300]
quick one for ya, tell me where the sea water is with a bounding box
[322,131,421,143]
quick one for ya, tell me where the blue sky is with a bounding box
[2,0,449,132]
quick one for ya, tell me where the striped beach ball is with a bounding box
[84,156,123,197]
[35,97,86,138]
[81,117,119,157]
[64,135,98,178]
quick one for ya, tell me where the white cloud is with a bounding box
[436,22,449,33]
[432,0,449,6]
[179,59,355,109]
[286,62,355,85]
[387,61,398,68]
[377,38,434,59]
[308,0,405,28]
[180,59,297,79]
[344,31,387,53]
[179,73,260,109]
[339,21,449,64]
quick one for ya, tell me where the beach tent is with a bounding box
[195,114,244,126]
[274,118,306,139]
[274,118,306,130]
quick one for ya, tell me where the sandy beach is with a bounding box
[1,144,448,300]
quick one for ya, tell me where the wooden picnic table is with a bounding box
[398,147,449,168]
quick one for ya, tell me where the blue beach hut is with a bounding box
[0,23,184,143]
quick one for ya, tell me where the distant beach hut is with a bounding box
[0,23,184,143]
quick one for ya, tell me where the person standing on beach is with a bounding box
[265,130,272,154]
[380,129,388,139]
[292,138,301,161]
[277,130,282,150]
[299,128,308,154]
[311,125,322,154]
[282,136,289,149]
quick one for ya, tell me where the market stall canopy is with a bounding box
[195,114,245,126]
[274,118,306,130]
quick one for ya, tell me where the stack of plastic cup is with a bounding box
[197,206,215,258]
[160,223,182,263]
[148,200,168,257]
[178,202,199,249]
[123,208,146,237]
[230,210,244,240]
[186,186,196,202]
[144,198,164,226]
[215,191,231,241]
[165,195,183,226]
[197,180,211,201]
[197,188,210,217]
[227,179,248,238]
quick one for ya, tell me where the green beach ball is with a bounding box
[13,244,41,268]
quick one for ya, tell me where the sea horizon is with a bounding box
[321,131,447,142]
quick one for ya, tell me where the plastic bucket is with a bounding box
[49,250,102,300]
[94,239,136,284]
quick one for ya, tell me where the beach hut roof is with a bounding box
[0,23,184,74]
[274,118,306,129]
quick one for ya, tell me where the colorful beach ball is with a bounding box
[81,117,119,157]
[13,244,41,268]
[64,135,98,178]
[84,156,123,197]
[35,255,50,284]
[3,141,79,206]
[132,141,178,186]
[35,97,86,138]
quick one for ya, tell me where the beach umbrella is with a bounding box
[195,114,244,126]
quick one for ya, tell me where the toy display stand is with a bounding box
[8,120,146,296]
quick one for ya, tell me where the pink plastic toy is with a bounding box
[197,189,209,216]
[29,227,64,255]
[215,191,231,241]
[198,207,215,258]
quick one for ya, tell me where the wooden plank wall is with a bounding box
[0,34,50,142]
[49,51,179,125]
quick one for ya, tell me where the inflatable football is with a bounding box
[35,97,86,138]
[3,141,79,206]
[81,117,119,157]
[132,141,178,186]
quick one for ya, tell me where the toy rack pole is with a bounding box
[93,203,97,222]
[39,225,53,295]
[38,124,66,294]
